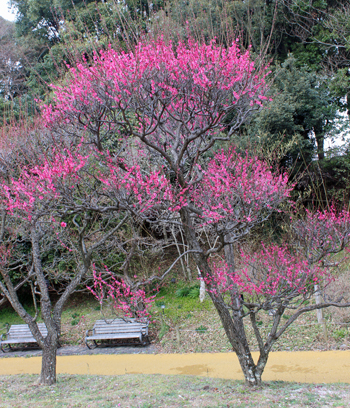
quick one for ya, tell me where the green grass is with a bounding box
[0,305,43,331]
[153,282,211,322]
[0,374,350,408]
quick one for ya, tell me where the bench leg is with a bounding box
[86,339,98,349]
[1,343,12,353]
[141,335,150,346]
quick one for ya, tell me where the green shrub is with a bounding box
[175,284,200,298]
[71,312,80,326]
[175,287,191,298]
[188,287,200,299]
[333,327,348,341]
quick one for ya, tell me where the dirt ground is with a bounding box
[1,350,350,384]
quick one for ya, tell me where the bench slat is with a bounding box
[94,323,147,330]
[94,325,147,327]
[7,333,47,338]
[94,329,147,334]
[93,324,146,328]
[93,329,148,335]
[86,333,142,341]
[1,323,47,349]
[85,318,149,348]
[2,338,38,345]
[8,330,47,337]
[94,326,145,330]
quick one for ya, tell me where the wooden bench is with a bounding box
[85,319,149,349]
[0,323,47,352]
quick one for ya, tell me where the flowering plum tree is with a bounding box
[291,207,350,264]
[0,136,173,385]
[42,37,270,153]
[210,226,350,383]
[87,265,156,319]
[0,141,111,384]
[39,37,350,386]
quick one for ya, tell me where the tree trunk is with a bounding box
[222,239,264,385]
[209,291,263,386]
[315,133,325,161]
[40,343,58,385]
[179,209,264,386]
[237,353,263,386]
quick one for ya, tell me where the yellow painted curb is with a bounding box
[1,351,350,383]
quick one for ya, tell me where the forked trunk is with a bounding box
[238,352,270,387]
[180,209,269,386]
[237,353,262,386]
[211,296,264,386]
[206,279,269,386]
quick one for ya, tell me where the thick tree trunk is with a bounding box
[40,343,58,385]
[180,209,266,386]
[210,291,263,386]
[223,239,264,385]
[237,354,262,386]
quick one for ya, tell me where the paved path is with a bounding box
[0,344,157,358]
[1,349,350,383]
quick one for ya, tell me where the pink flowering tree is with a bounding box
[42,37,270,153]
[210,223,350,384]
[0,134,176,385]
[38,37,350,386]
[291,207,350,265]
[39,37,287,386]
[88,265,156,321]
[0,140,112,385]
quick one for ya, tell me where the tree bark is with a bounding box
[40,343,58,385]
[315,133,325,161]
[210,291,263,386]
[180,209,264,386]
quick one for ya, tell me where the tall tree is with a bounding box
[41,37,350,386]
[280,0,350,115]
[246,55,340,163]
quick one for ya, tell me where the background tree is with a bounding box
[0,120,190,384]
[0,133,138,385]
[280,0,350,114]
[244,55,340,163]
[8,0,166,100]
[0,17,41,123]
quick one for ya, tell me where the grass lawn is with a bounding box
[1,374,350,407]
